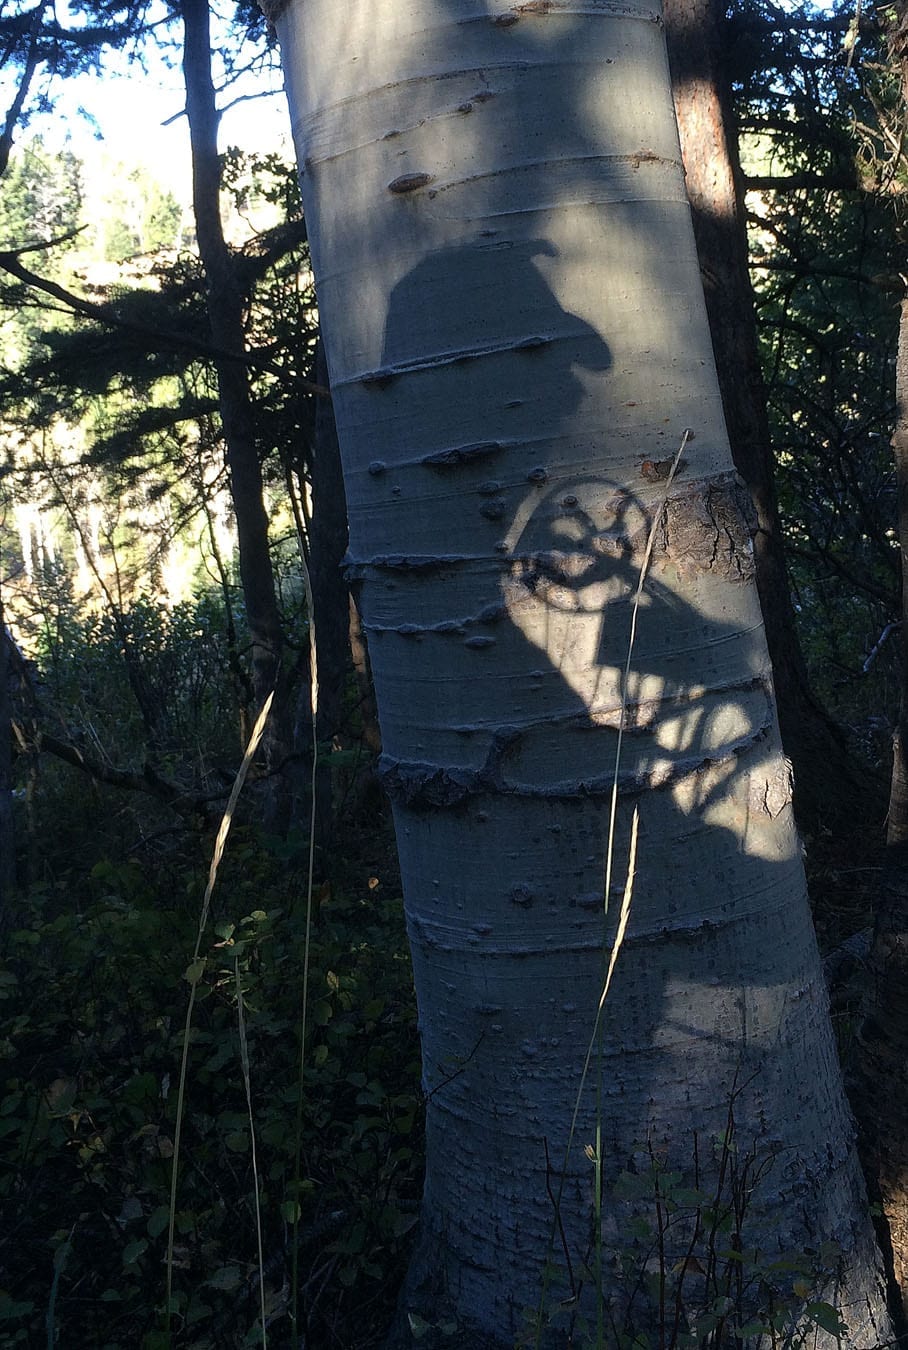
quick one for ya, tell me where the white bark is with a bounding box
[263,1,891,1343]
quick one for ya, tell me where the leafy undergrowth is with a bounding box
[0,832,422,1349]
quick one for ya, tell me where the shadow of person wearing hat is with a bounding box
[361,236,855,1344]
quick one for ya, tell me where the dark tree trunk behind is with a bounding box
[299,341,353,849]
[0,598,14,924]
[664,0,881,839]
[181,0,287,780]
[888,299,908,852]
[846,8,908,1325]
[857,291,908,1331]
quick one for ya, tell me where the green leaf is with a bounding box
[184,958,206,985]
[147,1206,170,1239]
[0,1294,35,1320]
[206,1265,242,1292]
[673,1187,706,1207]
[45,1077,77,1114]
[613,1169,651,1201]
[806,1302,846,1335]
[122,1238,148,1267]
[735,1321,768,1339]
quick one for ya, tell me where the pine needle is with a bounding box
[235,954,268,1347]
[535,429,690,1345]
[165,691,274,1332]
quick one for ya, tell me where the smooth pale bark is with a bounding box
[264,2,890,1343]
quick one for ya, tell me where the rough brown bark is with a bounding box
[851,2,908,1320]
[348,595,381,755]
[307,344,382,757]
[300,341,353,848]
[0,599,14,922]
[664,0,882,839]
[857,291,908,1332]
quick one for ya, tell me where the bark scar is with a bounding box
[659,472,757,582]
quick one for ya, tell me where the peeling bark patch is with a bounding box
[388,172,434,193]
[379,757,477,808]
[631,148,666,167]
[641,455,686,482]
[661,473,756,582]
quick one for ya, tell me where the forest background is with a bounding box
[0,0,906,1346]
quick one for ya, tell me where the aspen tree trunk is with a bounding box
[263,1,891,1342]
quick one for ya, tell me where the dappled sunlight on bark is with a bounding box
[266,0,892,1341]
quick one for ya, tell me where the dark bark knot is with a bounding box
[422,441,504,470]
[388,173,434,194]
